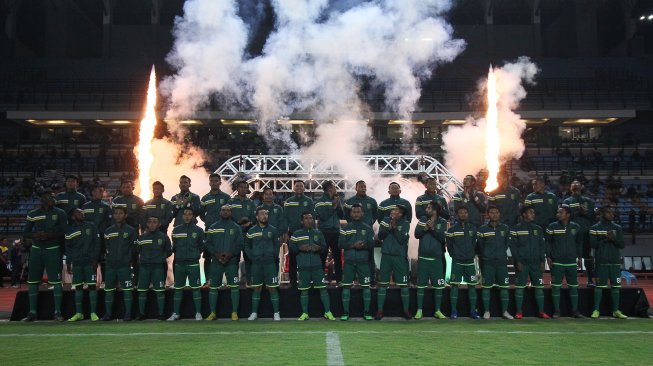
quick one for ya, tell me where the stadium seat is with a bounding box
[620,271,637,286]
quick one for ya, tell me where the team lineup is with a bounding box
[20,171,628,322]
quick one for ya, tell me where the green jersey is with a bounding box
[171,223,205,264]
[589,220,624,265]
[283,195,314,233]
[289,227,325,269]
[476,223,510,264]
[339,220,374,263]
[104,223,137,267]
[545,221,582,263]
[65,221,100,265]
[415,191,449,221]
[200,191,231,228]
[136,230,172,265]
[112,194,144,229]
[343,194,377,227]
[55,189,87,217]
[245,224,281,264]
[524,191,558,230]
[378,196,413,224]
[378,217,410,257]
[414,216,448,258]
[24,206,67,248]
[81,199,111,234]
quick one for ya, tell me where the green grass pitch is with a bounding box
[1,319,652,365]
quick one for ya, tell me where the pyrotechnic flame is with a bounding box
[135,66,157,199]
[484,66,500,192]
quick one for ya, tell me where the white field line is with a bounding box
[326,331,345,366]
[0,330,652,337]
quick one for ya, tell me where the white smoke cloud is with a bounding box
[163,0,465,153]
[442,56,539,181]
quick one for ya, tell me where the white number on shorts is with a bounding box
[91,275,97,281]
[538,278,543,285]
[233,277,239,283]
[470,275,477,282]
[504,278,509,284]
[363,277,370,284]
[437,279,445,286]
[272,276,278,283]
[616,277,621,284]
[125,280,132,287]
[159,281,164,288]
[403,276,408,282]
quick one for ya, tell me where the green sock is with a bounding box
[535,288,544,312]
[416,288,425,310]
[552,286,561,312]
[252,290,261,313]
[500,289,509,313]
[377,287,387,312]
[482,288,491,313]
[88,286,97,313]
[319,289,330,312]
[75,286,84,313]
[209,289,218,313]
[434,288,442,312]
[173,290,183,314]
[53,284,62,313]
[230,288,240,313]
[105,290,115,316]
[450,286,459,312]
[468,286,477,312]
[123,289,133,316]
[362,288,371,312]
[593,288,602,311]
[342,288,351,313]
[28,284,38,314]
[400,287,409,312]
[300,291,309,314]
[570,287,579,312]
[192,290,201,314]
[611,288,620,312]
[515,288,524,313]
[270,290,279,313]
[138,291,147,315]
[156,291,165,316]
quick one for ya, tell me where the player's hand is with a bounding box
[426,219,434,229]
[333,195,340,206]
[580,203,588,214]
[577,258,582,268]
[546,257,552,270]
[515,262,523,272]
[312,245,321,253]
[390,219,397,229]
[607,230,616,241]
[281,233,289,244]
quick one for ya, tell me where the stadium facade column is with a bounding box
[531,0,542,57]
[102,0,114,58]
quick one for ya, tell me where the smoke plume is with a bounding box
[442,56,539,181]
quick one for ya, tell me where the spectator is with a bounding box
[629,209,637,243]
[0,238,9,287]
[9,239,25,287]
[639,210,647,232]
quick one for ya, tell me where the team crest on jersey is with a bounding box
[274,209,278,214]
[303,202,308,206]
[230,229,235,235]
[398,226,402,231]
[436,224,441,230]
[52,214,58,220]
[571,229,577,235]
[86,229,91,235]
[534,230,539,235]
[132,204,137,210]
[161,204,165,209]
[74,200,79,205]
[314,235,318,241]
[123,233,129,238]
[220,199,225,204]
[468,231,474,236]
[268,232,272,238]
[158,239,162,245]
[500,231,505,237]
[548,199,553,204]
[192,232,197,238]
[361,230,367,236]
[99,208,103,213]
[366,203,371,209]
[510,194,515,200]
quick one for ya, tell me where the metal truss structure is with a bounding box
[215,155,462,198]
